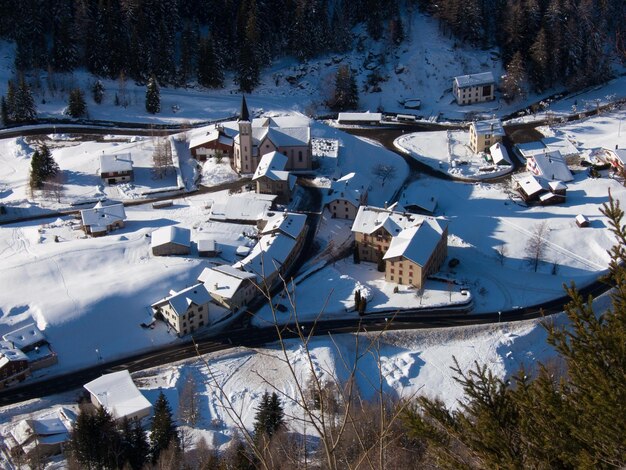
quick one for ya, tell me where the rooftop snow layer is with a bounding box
[151,226,191,248]
[99,154,133,174]
[2,323,46,349]
[454,71,495,88]
[83,370,152,421]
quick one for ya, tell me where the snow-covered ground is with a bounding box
[395,129,514,180]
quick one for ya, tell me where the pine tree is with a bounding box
[69,407,121,469]
[354,289,361,309]
[145,75,161,114]
[67,88,87,118]
[405,194,626,468]
[92,80,105,105]
[14,77,36,123]
[119,418,149,470]
[150,392,179,463]
[253,391,285,440]
[328,65,359,111]
[501,51,527,103]
[197,35,224,88]
[1,96,9,126]
[5,80,16,124]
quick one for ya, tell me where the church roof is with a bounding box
[239,95,250,122]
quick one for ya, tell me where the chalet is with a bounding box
[99,154,133,184]
[453,72,496,105]
[489,142,512,165]
[80,201,126,237]
[0,342,30,389]
[6,408,74,459]
[198,265,258,310]
[208,193,276,224]
[189,125,235,161]
[151,226,191,256]
[336,112,382,126]
[233,96,312,174]
[252,151,297,204]
[2,323,57,371]
[526,150,573,182]
[515,174,567,205]
[351,206,448,289]
[151,282,226,336]
[469,119,505,153]
[83,370,152,421]
[325,172,369,220]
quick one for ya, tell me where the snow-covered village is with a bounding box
[0,2,624,469]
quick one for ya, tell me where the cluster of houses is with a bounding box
[151,210,307,336]
[0,323,57,389]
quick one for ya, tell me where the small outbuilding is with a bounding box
[198,239,219,257]
[576,214,590,228]
[151,226,191,256]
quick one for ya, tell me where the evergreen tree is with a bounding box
[501,51,527,103]
[29,145,58,191]
[253,391,285,440]
[14,77,36,123]
[92,80,105,104]
[5,80,16,124]
[405,194,626,468]
[354,289,361,308]
[67,88,87,118]
[69,407,121,469]
[328,65,358,111]
[119,418,149,470]
[529,28,550,92]
[197,35,224,88]
[1,96,9,126]
[145,75,161,114]
[150,392,179,463]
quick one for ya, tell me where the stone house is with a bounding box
[453,72,496,105]
[252,151,296,204]
[469,119,505,154]
[151,226,191,256]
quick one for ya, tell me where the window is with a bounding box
[399,270,403,276]
[390,276,394,281]
[199,321,204,327]
[298,151,303,162]
[198,306,203,312]
[390,268,394,274]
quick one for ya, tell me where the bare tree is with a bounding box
[43,171,65,203]
[178,373,200,426]
[152,137,173,179]
[527,222,549,272]
[371,164,397,186]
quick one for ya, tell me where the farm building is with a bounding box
[189,125,235,161]
[198,239,219,257]
[83,370,152,421]
[151,226,191,256]
[208,193,276,224]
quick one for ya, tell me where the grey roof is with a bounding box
[240,95,250,121]
[383,218,447,267]
[454,71,495,88]
[261,211,307,240]
[81,202,126,230]
[472,119,505,136]
[352,206,422,237]
[253,151,289,181]
[100,154,133,174]
[2,323,46,349]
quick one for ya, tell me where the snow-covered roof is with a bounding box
[326,172,369,206]
[263,126,311,147]
[154,282,212,316]
[352,206,422,236]
[472,119,505,136]
[489,143,512,165]
[383,218,447,267]
[527,151,573,182]
[337,112,382,122]
[234,233,297,281]
[99,154,133,174]
[2,323,46,349]
[253,151,289,181]
[209,193,275,222]
[515,174,548,196]
[548,180,567,192]
[576,214,589,225]
[454,71,495,88]
[542,137,579,157]
[197,239,217,253]
[261,211,307,240]
[151,226,191,248]
[605,148,626,165]
[198,266,257,300]
[0,340,29,363]
[515,141,547,159]
[83,370,153,421]
[81,202,126,230]
[189,129,234,149]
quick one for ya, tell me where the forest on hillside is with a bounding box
[0,0,623,94]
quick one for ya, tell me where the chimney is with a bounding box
[214,283,218,290]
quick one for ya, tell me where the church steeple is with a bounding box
[239,95,250,122]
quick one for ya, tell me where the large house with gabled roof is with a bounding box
[352,205,448,289]
[325,172,369,220]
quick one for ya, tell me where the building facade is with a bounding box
[99,154,134,184]
[453,72,496,105]
[469,119,505,154]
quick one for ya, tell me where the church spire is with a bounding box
[239,95,250,122]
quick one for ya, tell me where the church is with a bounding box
[233,96,312,174]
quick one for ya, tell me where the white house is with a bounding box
[151,226,191,256]
[489,142,512,165]
[453,72,496,105]
[197,265,258,310]
[252,151,297,203]
[81,201,126,237]
[469,119,505,153]
[83,370,153,422]
[526,150,573,182]
[325,172,369,220]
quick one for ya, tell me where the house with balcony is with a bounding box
[99,154,133,184]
